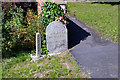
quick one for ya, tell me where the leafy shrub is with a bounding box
[40,2,67,29]
[2,4,27,57]
[25,8,47,54]
[2,3,47,57]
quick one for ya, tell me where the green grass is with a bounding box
[67,2,118,42]
[2,51,86,78]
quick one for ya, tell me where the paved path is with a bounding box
[66,15,118,78]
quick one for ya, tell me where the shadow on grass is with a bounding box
[91,2,120,6]
[2,47,34,59]
[66,18,91,49]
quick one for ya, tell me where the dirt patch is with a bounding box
[34,72,45,78]
[62,63,70,69]
[37,63,44,67]
[34,70,54,78]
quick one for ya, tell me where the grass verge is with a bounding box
[2,50,86,78]
[67,2,118,42]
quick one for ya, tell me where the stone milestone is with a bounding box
[36,32,41,56]
[46,21,68,54]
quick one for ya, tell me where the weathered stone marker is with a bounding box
[46,21,68,54]
[36,32,41,56]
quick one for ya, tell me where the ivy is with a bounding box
[40,2,67,29]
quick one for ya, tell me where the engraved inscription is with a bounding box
[46,21,68,54]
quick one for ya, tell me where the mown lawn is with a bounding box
[2,50,86,78]
[67,2,118,42]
